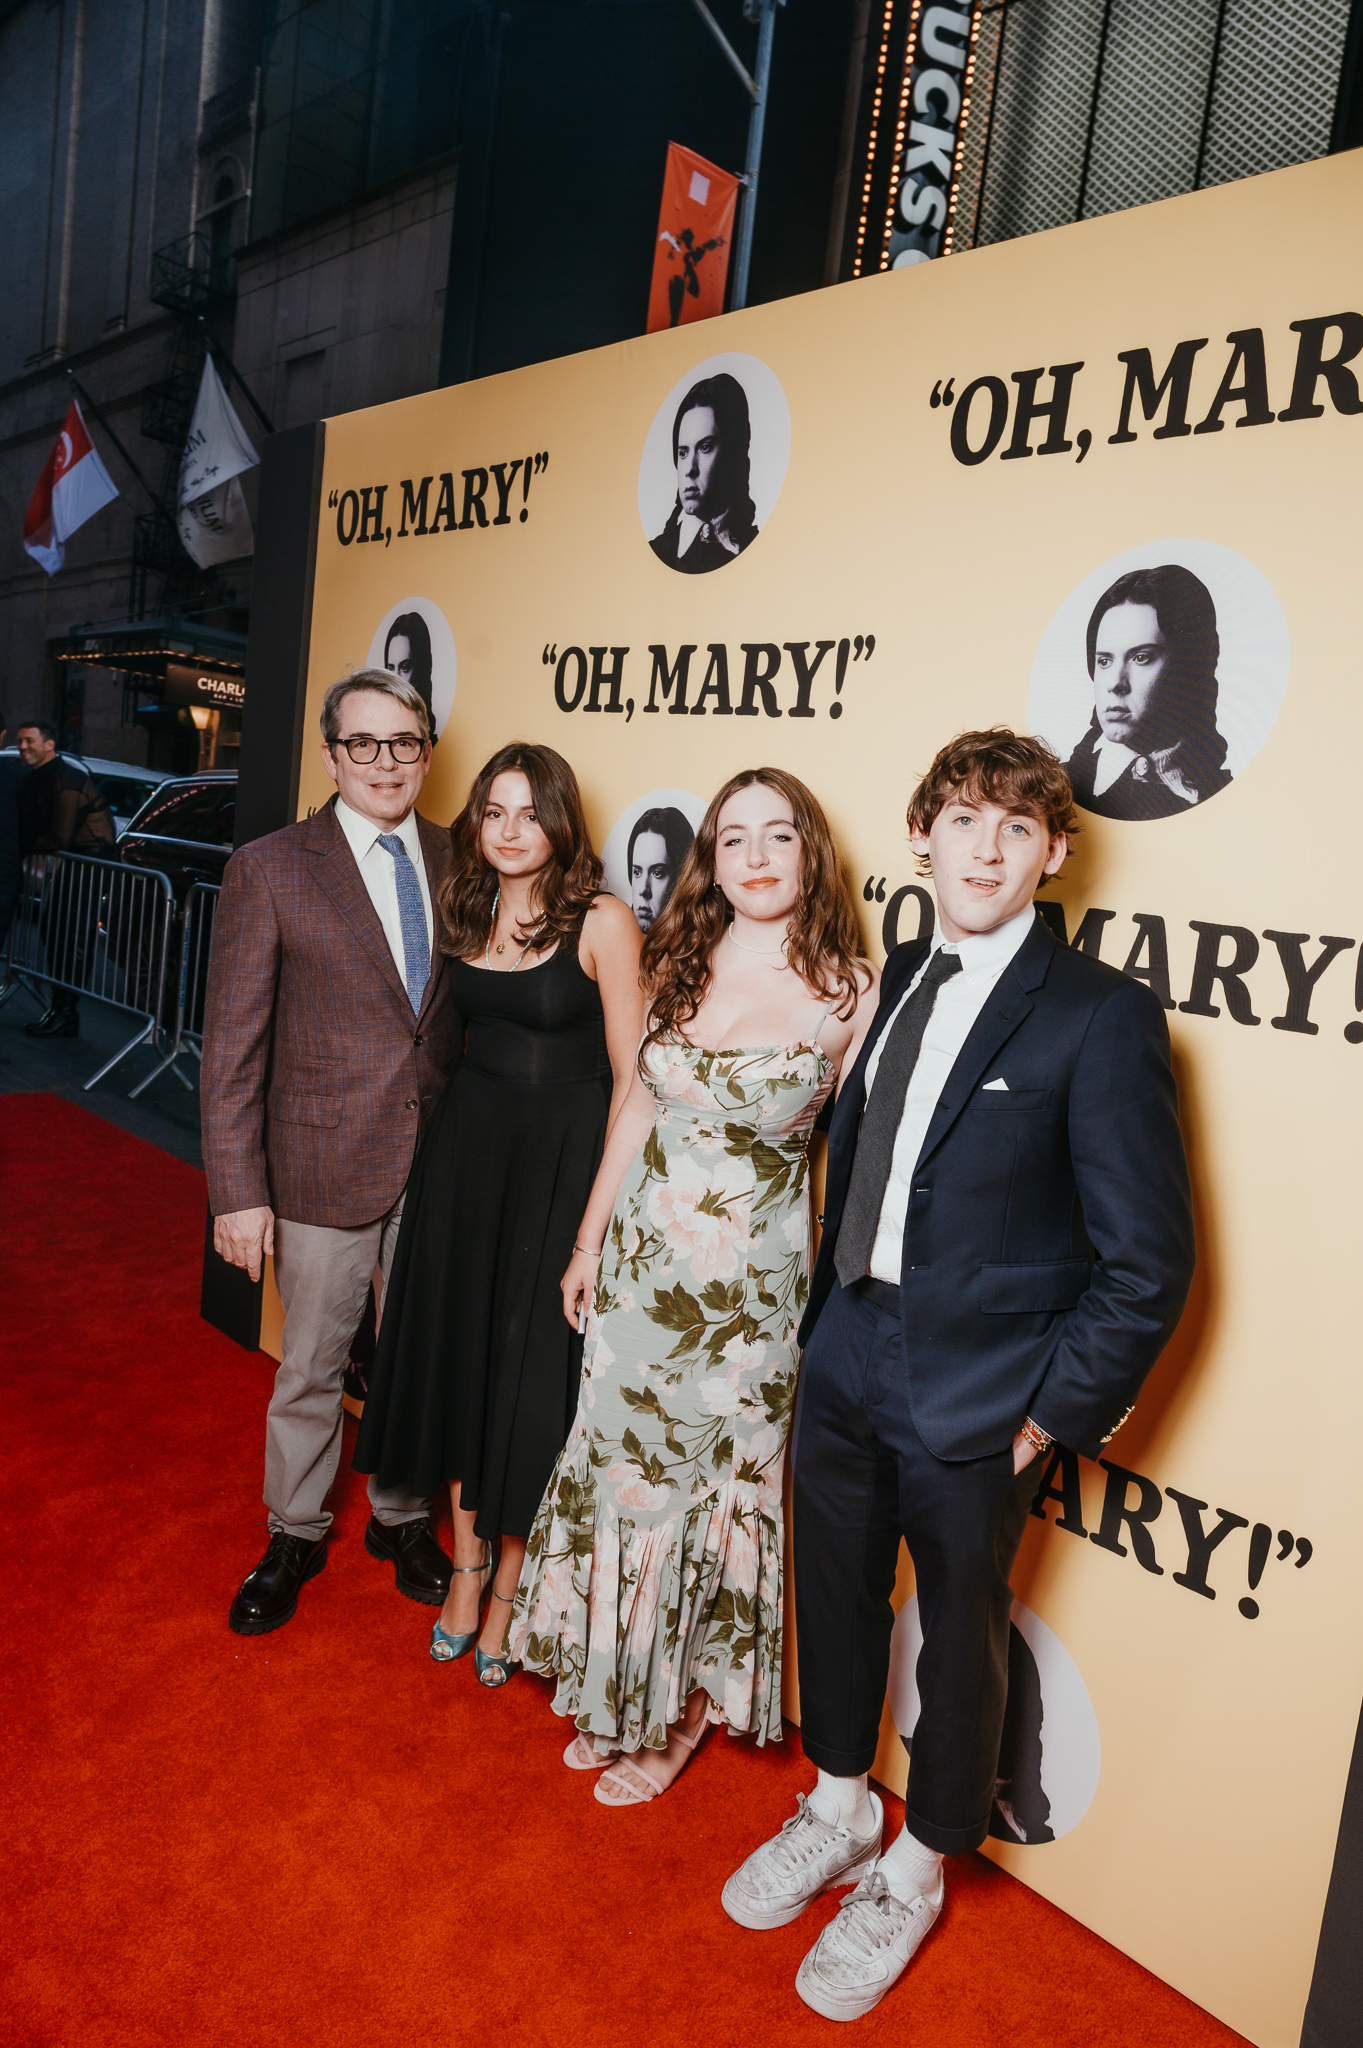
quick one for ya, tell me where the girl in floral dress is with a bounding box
[509,769,879,1804]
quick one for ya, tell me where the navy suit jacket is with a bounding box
[800,914,1195,1462]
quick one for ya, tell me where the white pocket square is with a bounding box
[982,1077,1009,1091]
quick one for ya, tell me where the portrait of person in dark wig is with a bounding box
[649,372,760,574]
[384,611,436,739]
[1065,564,1233,821]
[627,805,694,932]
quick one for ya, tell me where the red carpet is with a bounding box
[2,1093,1250,2048]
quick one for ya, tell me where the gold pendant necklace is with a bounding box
[485,885,544,970]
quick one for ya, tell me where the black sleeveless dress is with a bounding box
[353,932,612,1539]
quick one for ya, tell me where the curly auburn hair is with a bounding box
[640,767,866,1058]
[437,741,603,959]
[906,729,1078,885]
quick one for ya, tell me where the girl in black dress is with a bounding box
[354,743,643,1681]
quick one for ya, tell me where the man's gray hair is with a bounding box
[320,667,431,746]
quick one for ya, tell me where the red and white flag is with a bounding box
[22,401,120,576]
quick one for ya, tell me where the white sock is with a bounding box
[878,1825,944,1902]
[807,1769,876,1835]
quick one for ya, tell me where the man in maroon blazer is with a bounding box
[203,669,462,1635]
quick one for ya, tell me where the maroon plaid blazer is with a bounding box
[201,799,462,1227]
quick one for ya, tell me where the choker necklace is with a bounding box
[486,885,544,971]
[727,924,788,958]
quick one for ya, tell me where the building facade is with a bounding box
[1,0,1358,772]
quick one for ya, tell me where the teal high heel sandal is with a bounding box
[474,1588,519,1688]
[429,1545,493,1663]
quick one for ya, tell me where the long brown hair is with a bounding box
[438,742,603,958]
[640,767,864,1055]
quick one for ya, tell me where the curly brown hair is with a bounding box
[437,741,603,958]
[906,728,1078,884]
[640,767,866,1058]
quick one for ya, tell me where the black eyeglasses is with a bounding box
[333,734,426,763]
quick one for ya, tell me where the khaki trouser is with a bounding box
[265,1192,428,1540]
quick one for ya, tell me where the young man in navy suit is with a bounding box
[722,730,1195,2021]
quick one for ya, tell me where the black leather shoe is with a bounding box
[229,1530,327,1636]
[364,1515,452,1604]
[24,1002,79,1038]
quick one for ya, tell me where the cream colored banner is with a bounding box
[298,152,1363,2048]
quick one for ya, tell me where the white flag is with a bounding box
[177,357,259,567]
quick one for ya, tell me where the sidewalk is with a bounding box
[0,975,203,1167]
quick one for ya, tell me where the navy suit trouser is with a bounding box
[792,1278,1045,1855]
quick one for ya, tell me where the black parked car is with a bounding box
[109,774,237,1024]
[0,748,170,838]
[118,773,237,894]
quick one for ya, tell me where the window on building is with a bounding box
[251,0,478,241]
[208,164,242,292]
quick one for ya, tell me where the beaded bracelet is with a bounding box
[1019,1416,1054,1456]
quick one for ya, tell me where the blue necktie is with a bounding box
[377,832,430,1012]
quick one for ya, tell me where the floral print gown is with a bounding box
[509,1030,835,1753]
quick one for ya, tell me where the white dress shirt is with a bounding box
[333,797,434,981]
[676,509,741,561]
[865,904,1037,1284]
[676,510,705,559]
[1092,736,1139,794]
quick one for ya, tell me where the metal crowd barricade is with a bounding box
[0,854,49,1012]
[0,850,180,1094]
[127,880,219,1099]
[179,881,219,1052]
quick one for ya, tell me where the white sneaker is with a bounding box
[722,1791,884,1931]
[794,1864,944,2022]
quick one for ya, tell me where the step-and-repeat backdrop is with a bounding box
[289,150,1362,2047]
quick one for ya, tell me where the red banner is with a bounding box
[646,142,740,334]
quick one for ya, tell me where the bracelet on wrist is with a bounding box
[573,1242,602,1259]
[1019,1416,1054,1456]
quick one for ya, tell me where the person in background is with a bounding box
[627,804,693,933]
[722,730,1194,2023]
[0,712,22,943]
[15,719,114,1038]
[354,743,644,1686]
[203,669,463,1636]
[510,768,878,1803]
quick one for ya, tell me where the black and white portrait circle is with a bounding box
[602,788,707,934]
[638,351,791,575]
[1028,539,1289,822]
[365,596,457,742]
[888,1595,1101,1846]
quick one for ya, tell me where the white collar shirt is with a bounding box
[676,508,740,561]
[333,797,434,985]
[864,905,1037,1285]
[1092,735,1139,794]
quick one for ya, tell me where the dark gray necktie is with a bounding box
[835,948,963,1287]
